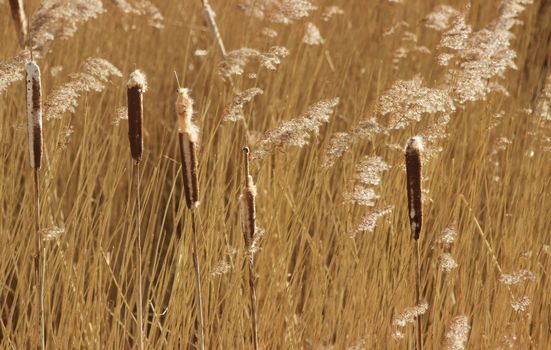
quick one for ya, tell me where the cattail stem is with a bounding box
[190,211,205,350]
[134,163,144,350]
[242,147,258,350]
[405,136,424,350]
[247,255,259,350]
[177,135,205,350]
[34,169,45,350]
[415,240,423,350]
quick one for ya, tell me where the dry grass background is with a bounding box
[1,0,551,348]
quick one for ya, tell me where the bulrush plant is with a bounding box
[175,87,205,350]
[8,0,27,48]
[127,69,147,350]
[26,57,45,350]
[405,136,424,350]
[240,146,259,350]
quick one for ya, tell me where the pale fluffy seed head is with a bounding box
[246,175,257,196]
[444,316,470,350]
[127,69,148,91]
[176,88,193,130]
[406,136,424,153]
[176,88,199,142]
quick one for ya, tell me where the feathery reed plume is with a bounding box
[1,0,104,94]
[199,0,227,57]
[8,0,27,49]
[44,58,122,120]
[126,69,147,350]
[405,136,424,350]
[322,118,386,168]
[239,0,317,24]
[443,316,470,350]
[29,0,104,53]
[175,87,204,350]
[380,76,455,130]
[422,5,460,31]
[218,46,289,78]
[302,22,324,45]
[223,88,264,122]
[240,147,259,350]
[250,98,339,163]
[112,0,165,29]
[26,59,45,350]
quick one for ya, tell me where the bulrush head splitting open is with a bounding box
[8,0,27,49]
[240,147,257,251]
[405,136,423,240]
[127,70,147,163]
[26,61,43,169]
[176,88,200,209]
[241,146,259,350]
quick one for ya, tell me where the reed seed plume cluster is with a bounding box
[2,0,551,348]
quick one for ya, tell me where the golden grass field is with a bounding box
[1,0,551,348]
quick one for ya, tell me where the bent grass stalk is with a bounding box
[8,0,27,49]
[241,146,259,350]
[198,0,226,58]
[26,59,45,350]
[127,69,147,350]
[175,87,205,350]
[405,136,424,350]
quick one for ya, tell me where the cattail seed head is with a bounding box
[26,61,43,169]
[127,70,147,163]
[176,88,200,209]
[240,147,257,251]
[9,0,27,49]
[175,88,198,141]
[405,136,423,240]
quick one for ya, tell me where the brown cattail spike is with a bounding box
[176,88,200,209]
[241,147,256,249]
[26,61,43,169]
[127,70,147,163]
[405,136,423,240]
[9,0,28,49]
